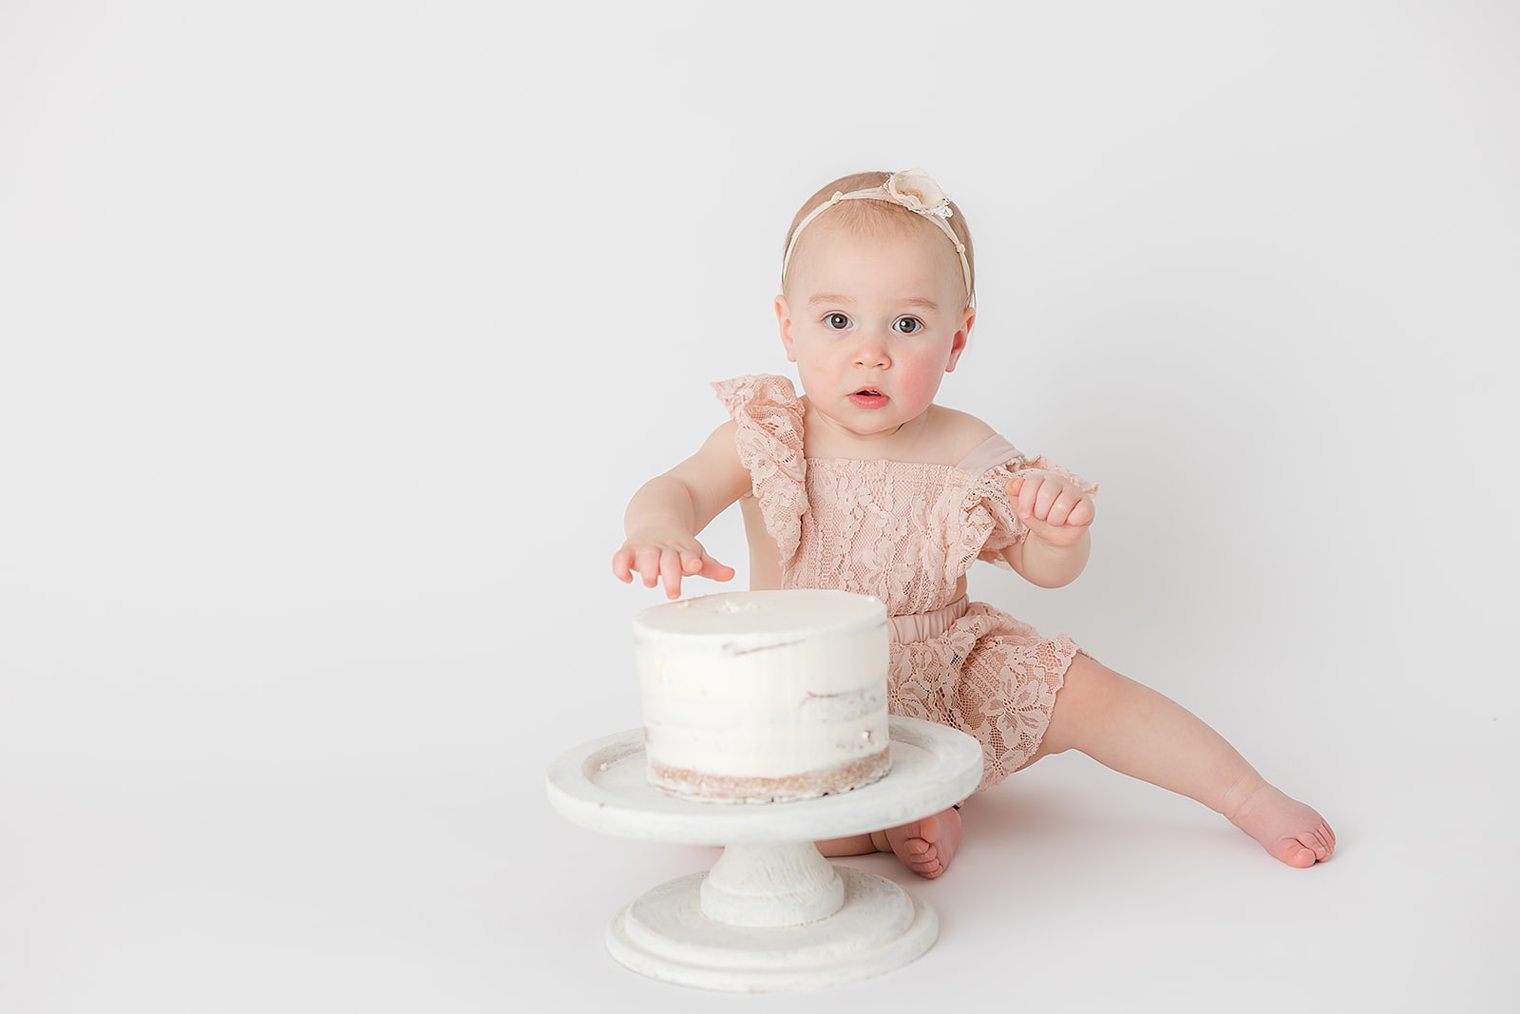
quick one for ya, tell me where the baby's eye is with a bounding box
[823,312,851,330]
[894,316,925,335]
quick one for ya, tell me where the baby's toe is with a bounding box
[1312,828,1334,860]
[1269,835,1319,868]
[1293,829,1332,864]
[908,849,943,878]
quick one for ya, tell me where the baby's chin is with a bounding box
[821,402,934,439]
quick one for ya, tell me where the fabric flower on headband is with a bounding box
[883,168,955,219]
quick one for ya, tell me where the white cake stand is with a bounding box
[544,715,983,993]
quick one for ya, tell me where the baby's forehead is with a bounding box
[802,212,951,255]
[794,226,959,291]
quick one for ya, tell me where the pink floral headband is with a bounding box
[782,168,974,308]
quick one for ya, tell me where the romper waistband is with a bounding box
[887,594,969,643]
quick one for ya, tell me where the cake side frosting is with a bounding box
[633,589,892,803]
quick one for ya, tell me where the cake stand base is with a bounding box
[606,865,936,993]
[546,717,983,993]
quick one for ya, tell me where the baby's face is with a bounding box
[775,220,973,440]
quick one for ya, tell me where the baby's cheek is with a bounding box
[895,360,945,409]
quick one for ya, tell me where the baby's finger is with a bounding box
[680,549,703,574]
[699,555,736,581]
[660,548,684,599]
[612,548,633,582]
[1047,488,1080,526]
[1034,478,1062,521]
[1016,476,1042,519]
[1067,497,1095,527]
[635,546,661,587]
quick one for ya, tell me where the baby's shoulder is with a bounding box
[925,405,998,466]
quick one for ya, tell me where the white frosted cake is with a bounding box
[632,589,892,804]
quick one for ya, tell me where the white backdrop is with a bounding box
[2,1,1515,1011]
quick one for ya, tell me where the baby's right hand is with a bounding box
[612,529,736,599]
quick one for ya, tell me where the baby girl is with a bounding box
[611,168,1336,878]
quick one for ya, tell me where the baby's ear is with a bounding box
[774,295,797,360]
[942,329,966,372]
[945,314,972,371]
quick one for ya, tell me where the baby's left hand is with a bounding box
[1008,474,1095,549]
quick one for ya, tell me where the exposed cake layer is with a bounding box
[633,590,891,791]
[650,744,892,804]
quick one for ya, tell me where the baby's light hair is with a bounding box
[780,170,977,309]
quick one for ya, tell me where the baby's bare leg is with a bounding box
[815,833,876,857]
[1042,654,1336,867]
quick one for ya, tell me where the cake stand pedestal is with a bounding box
[545,716,982,993]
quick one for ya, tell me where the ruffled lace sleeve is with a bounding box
[710,373,809,570]
[950,436,1100,574]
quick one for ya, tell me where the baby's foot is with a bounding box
[1224,777,1337,868]
[868,807,962,879]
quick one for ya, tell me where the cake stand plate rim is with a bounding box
[545,716,982,844]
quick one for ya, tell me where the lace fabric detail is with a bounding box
[710,374,809,571]
[798,458,947,613]
[886,602,1098,794]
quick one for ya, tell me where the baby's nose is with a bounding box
[853,341,890,368]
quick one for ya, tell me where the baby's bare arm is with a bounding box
[612,420,753,598]
[1004,529,1091,588]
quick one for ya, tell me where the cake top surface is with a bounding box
[632,589,886,640]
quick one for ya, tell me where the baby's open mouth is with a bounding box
[849,388,889,408]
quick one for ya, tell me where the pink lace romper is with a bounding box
[713,373,1102,797]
